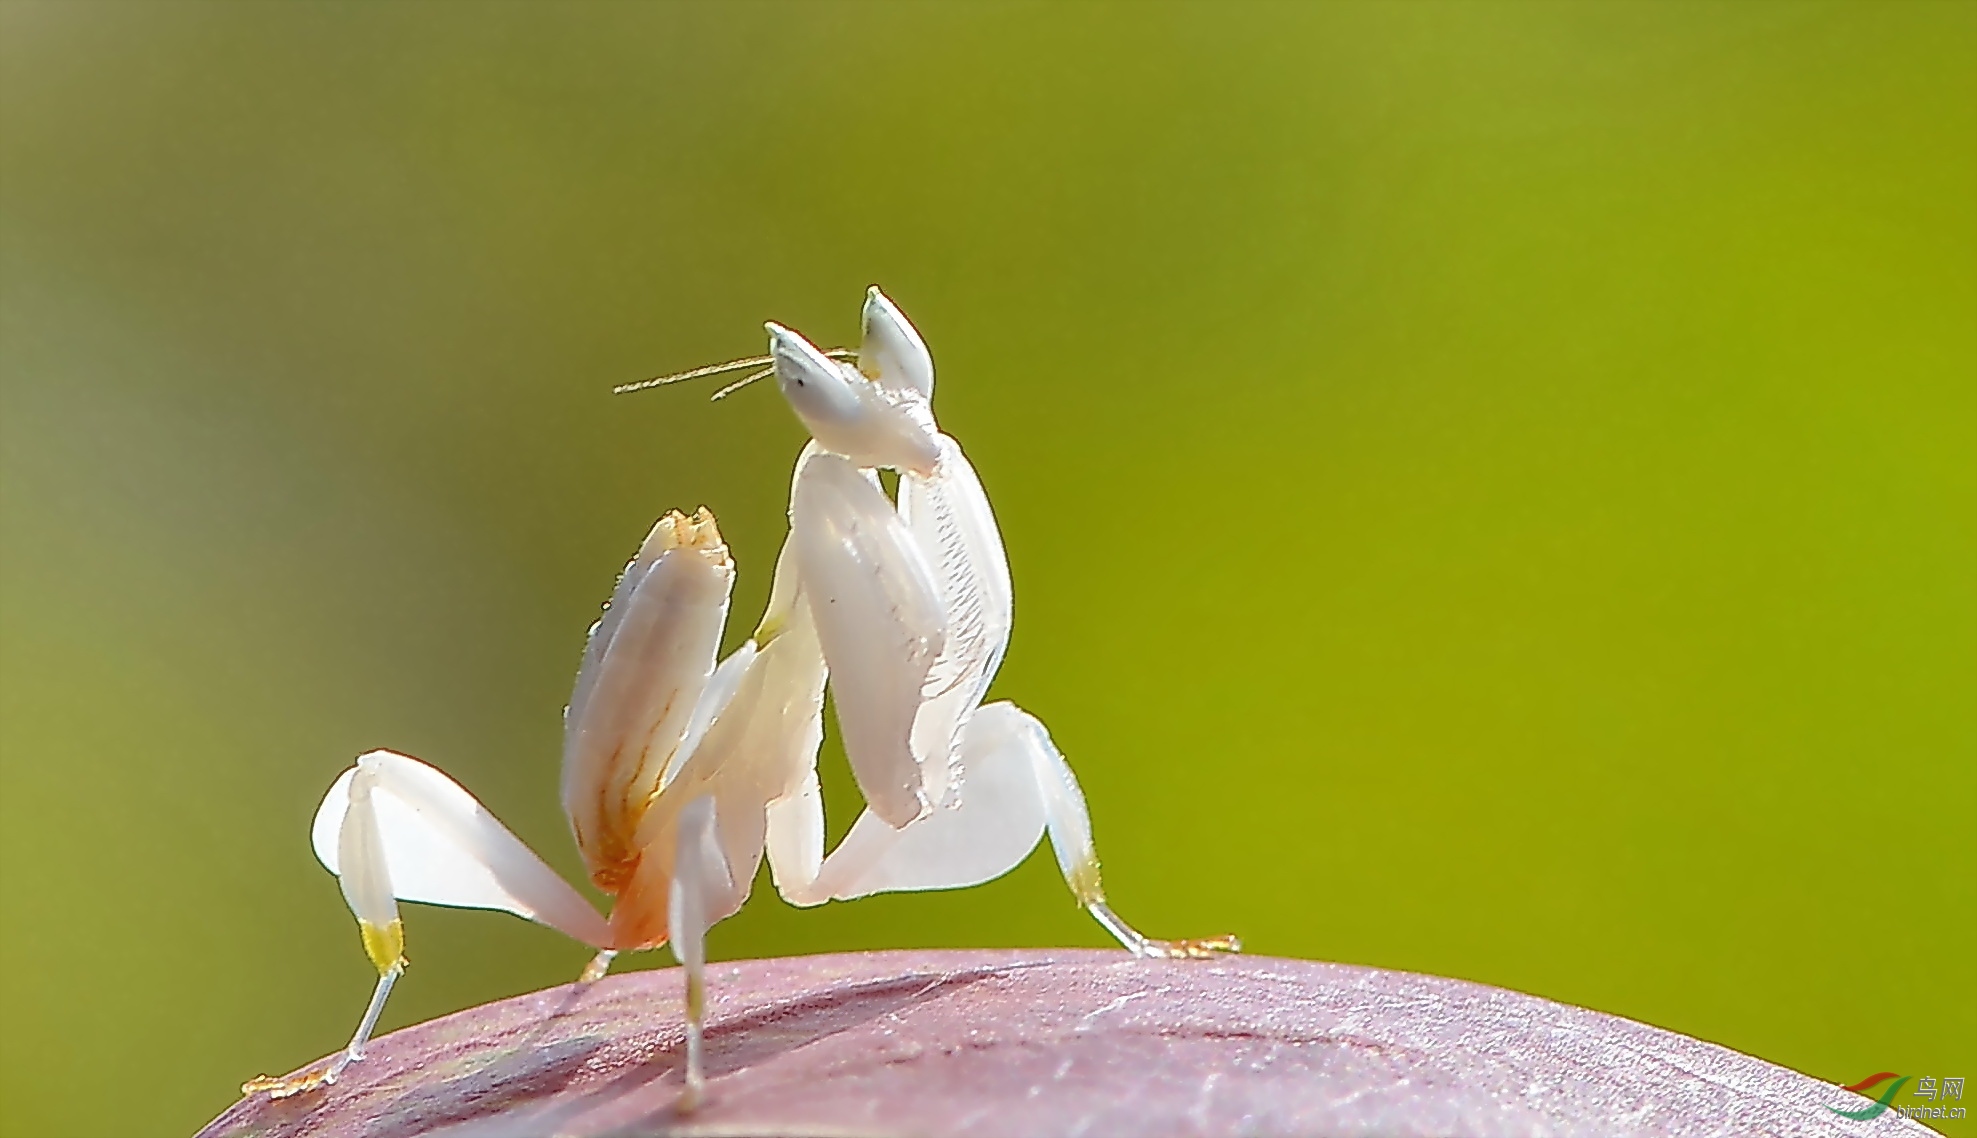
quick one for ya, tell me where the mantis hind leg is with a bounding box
[773,700,1240,959]
[1002,702,1242,959]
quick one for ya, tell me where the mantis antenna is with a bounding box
[615,348,858,399]
[710,366,774,402]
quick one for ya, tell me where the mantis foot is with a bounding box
[241,1055,343,1100]
[579,949,618,984]
[1089,901,1242,959]
[1130,933,1244,960]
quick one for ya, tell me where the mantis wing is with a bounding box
[314,751,611,948]
[792,451,947,829]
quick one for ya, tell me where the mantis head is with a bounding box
[767,321,941,477]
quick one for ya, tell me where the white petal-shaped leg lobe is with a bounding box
[669,596,827,834]
[331,768,406,1081]
[611,587,826,949]
[313,751,611,948]
[765,769,826,907]
[562,509,734,892]
[660,640,758,796]
[792,451,947,828]
[617,771,765,951]
[900,433,1015,806]
[335,764,403,968]
[812,701,1048,901]
[247,761,410,1100]
[614,690,779,950]
[649,590,829,899]
[668,795,732,1112]
[667,797,734,965]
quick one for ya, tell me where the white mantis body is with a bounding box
[246,290,1234,1108]
[741,293,1236,958]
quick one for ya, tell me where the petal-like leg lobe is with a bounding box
[314,752,610,947]
[811,703,1048,901]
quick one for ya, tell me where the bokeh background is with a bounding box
[2,3,1971,1135]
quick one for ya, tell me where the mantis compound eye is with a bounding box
[767,321,940,476]
[859,286,934,400]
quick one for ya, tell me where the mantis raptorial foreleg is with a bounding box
[790,449,946,827]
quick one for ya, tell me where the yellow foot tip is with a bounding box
[1140,934,1243,960]
[241,1066,334,1100]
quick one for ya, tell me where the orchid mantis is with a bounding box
[246,288,1234,1110]
[724,291,1235,961]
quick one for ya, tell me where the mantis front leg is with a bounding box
[790,449,947,828]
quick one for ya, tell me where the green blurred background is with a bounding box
[2,3,1971,1135]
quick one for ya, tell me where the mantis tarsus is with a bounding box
[245,288,1237,1109]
